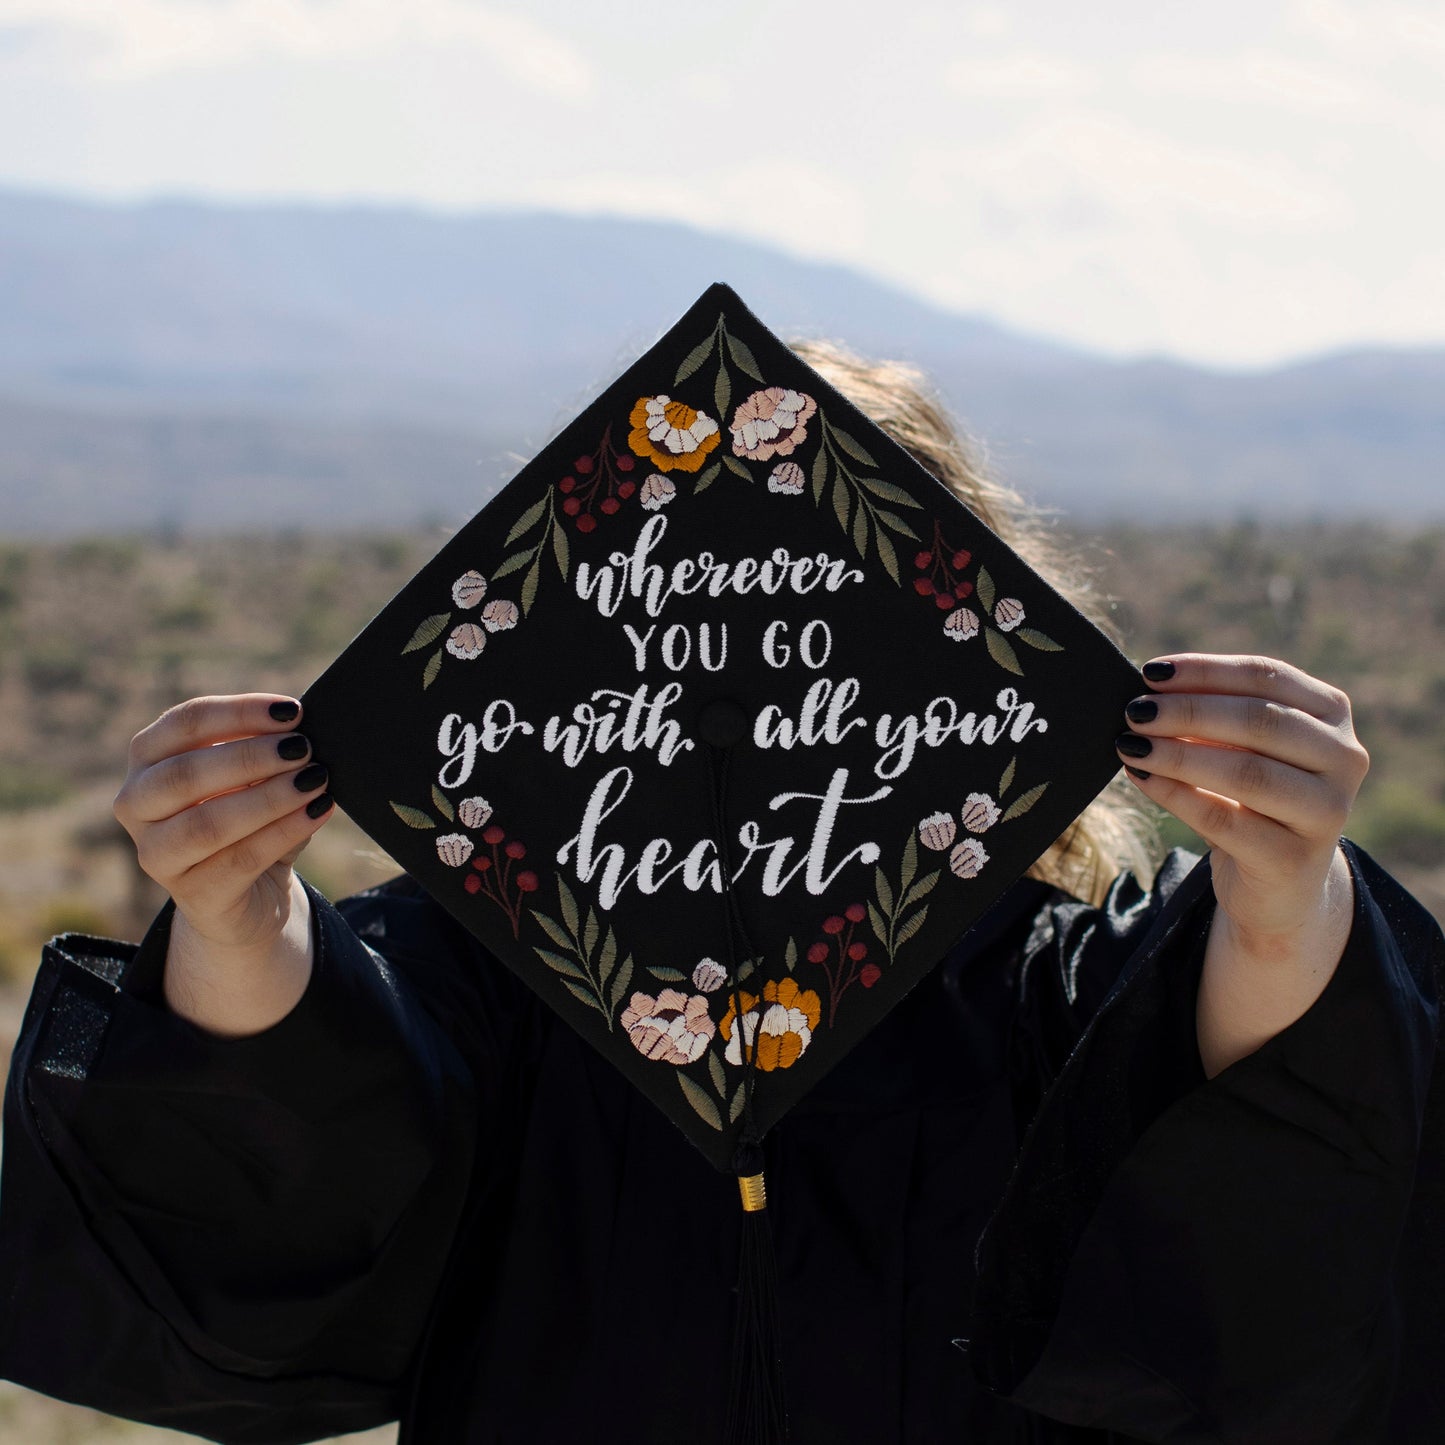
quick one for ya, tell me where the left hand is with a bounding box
[1115,654,1369,958]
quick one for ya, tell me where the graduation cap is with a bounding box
[301,283,1141,1441]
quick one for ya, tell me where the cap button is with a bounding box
[697,698,750,749]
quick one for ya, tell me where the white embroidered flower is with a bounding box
[960,793,1002,834]
[918,811,957,851]
[457,796,493,830]
[436,833,474,867]
[451,570,487,608]
[994,597,1025,632]
[639,473,678,511]
[948,837,989,880]
[692,958,727,993]
[446,622,486,660]
[628,396,720,472]
[767,461,806,494]
[943,606,980,642]
[480,599,519,633]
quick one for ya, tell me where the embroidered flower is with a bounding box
[994,597,1025,632]
[478,599,516,633]
[436,833,474,867]
[918,811,957,851]
[451,570,487,608]
[720,978,822,1071]
[960,792,1002,833]
[692,958,727,993]
[949,837,989,880]
[446,622,487,660]
[943,606,980,642]
[767,461,806,495]
[457,796,493,829]
[628,396,721,473]
[729,388,817,461]
[639,473,678,511]
[620,989,715,1065]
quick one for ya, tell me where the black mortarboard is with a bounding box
[301,283,1141,1440]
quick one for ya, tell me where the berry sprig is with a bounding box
[464,823,539,936]
[557,423,637,533]
[805,902,881,1026]
[912,519,975,610]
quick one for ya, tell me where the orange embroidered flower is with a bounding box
[628,395,721,473]
[719,977,822,1070]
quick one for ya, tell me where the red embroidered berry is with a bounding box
[859,963,882,988]
[471,856,492,872]
[576,514,598,533]
[844,902,866,923]
[615,454,635,472]
[516,870,540,892]
[951,550,971,569]
[561,496,582,516]
[464,873,482,895]
[913,577,934,596]
[558,476,576,494]
[600,497,621,515]
[955,580,974,599]
[574,455,594,474]
[617,480,636,499]
[482,824,505,845]
[806,941,830,964]
[914,550,931,570]
[505,839,526,859]
[822,915,845,935]
[935,592,954,609]
[847,941,868,961]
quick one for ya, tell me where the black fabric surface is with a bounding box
[1,842,1441,1444]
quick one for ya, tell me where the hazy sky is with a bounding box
[1,0,1442,366]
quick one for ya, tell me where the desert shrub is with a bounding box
[0,763,69,812]
[23,642,89,694]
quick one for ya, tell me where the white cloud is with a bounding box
[945,51,1096,101]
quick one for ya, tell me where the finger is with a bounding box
[145,763,329,881]
[1116,733,1345,835]
[129,695,303,771]
[180,795,335,906]
[1123,770,1288,858]
[1141,655,1350,725]
[121,732,313,825]
[1121,692,1347,776]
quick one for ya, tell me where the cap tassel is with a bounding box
[725,1141,788,1445]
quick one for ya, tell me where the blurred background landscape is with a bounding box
[2,0,1443,1438]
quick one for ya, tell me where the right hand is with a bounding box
[114,694,334,954]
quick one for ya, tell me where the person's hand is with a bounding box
[1116,655,1369,1073]
[114,694,333,955]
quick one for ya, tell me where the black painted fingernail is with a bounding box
[276,733,309,761]
[294,762,328,792]
[1142,661,1175,683]
[1126,766,1152,780]
[1116,732,1153,759]
[269,699,300,722]
[305,792,334,820]
[1125,697,1158,724]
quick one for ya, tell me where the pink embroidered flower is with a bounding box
[943,606,980,642]
[994,597,1025,632]
[639,473,678,511]
[451,570,487,608]
[918,811,957,851]
[481,599,519,633]
[729,388,817,461]
[457,796,493,829]
[949,838,989,880]
[692,958,727,993]
[446,622,487,660]
[436,833,474,867]
[960,793,1002,833]
[620,989,716,1065]
[767,461,806,495]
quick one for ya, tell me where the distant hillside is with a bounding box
[1,188,1441,530]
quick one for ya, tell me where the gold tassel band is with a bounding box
[737,1171,767,1213]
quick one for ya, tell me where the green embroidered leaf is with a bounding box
[1002,782,1049,822]
[552,520,570,580]
[678,1073,723,1130]
[609,955,634,1015]
[851,497,869,558]
[598,926,618,987]
[874,526,900,585]
[535,947,589,982]
[855,474,923,507]
[707,1049,726,1098]
[430,785,454,822]
[784,937,798,974]
[900,831,919,895]
[714,363,732,431]
[874,865,894,916]
[830,426,877,468]
[985,627,1023,676]
[976,565,996,614]
[389,802,436,830]
[871,507,921,541]
[693,460,721,495]
[402,612,451,653]
[722,454,751,479]
[1016,627,1063,652]
[902,869,941,911]
[490,549,532,580]
[725,330,764,382]
[810,446,828,504]
[558,976,604,1015]
[421,647,443,690]
[831,471,851,534]
[533,911,576,954]
[556,875,580,938]
[583,906,600,960]
[999,755,1017,798]
[895,908,928,948]
[505,496,548,544]
[736,955,759,982]
[730,1082,747,1123]
[867,901,889,950]
[648,965,687,982]
[674,329,717,386]
[520,554,542,616]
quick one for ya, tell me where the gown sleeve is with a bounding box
[0,876,504,1445]
[969,841,1444,1443]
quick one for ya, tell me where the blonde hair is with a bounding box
[791,339,1160,906]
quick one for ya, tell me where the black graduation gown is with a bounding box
[1,841,1441,1444]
